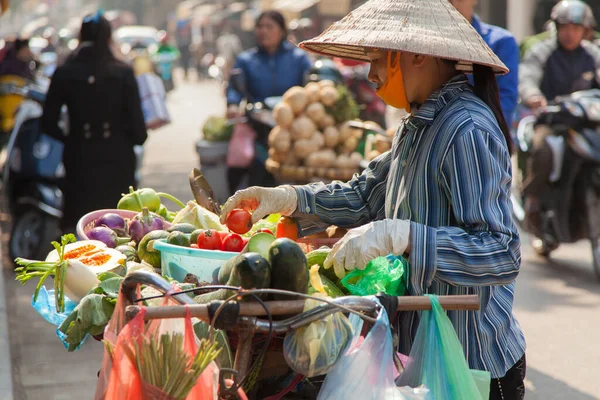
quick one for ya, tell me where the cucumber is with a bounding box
[308,265,345,298]
[137,230,169,269]
[167,223,197,234]
[306,247,330,268]
[167,231,190,247]
[195,253,271,304]
[268,238,309,300]
[247,232,276,259]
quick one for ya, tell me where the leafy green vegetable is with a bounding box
[193,321,233,369]
[202,116,234,142]
[58,275,124,351]
[326,85,360,124]
[15,234,76,313]
[58,294,116,351]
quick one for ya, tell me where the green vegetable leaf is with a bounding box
[97,271,122,282]
[98,277,124,298]
[58,295,116,351]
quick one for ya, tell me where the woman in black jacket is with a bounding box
[42,12,148,232]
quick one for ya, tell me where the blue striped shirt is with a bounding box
[292,75,526,379]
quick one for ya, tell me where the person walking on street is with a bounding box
[41,11,147,233]
[220,0,526,398]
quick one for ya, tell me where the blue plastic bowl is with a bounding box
[153,239,239,283]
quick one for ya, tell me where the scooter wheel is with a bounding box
[9,209,59,261]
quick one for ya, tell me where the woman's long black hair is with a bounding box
[472,64,514,154]
[78,12,119,73]
[257,10,288,36]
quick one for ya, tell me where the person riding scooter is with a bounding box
[0,39,36,142]
[519,0,600,237]
[153,31,179,92]
[225,10,311,195]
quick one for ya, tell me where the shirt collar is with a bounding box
[407,74,471,129]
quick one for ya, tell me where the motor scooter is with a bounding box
[152,51,178,93]
[0,79,64,260]
[512,89,600,279]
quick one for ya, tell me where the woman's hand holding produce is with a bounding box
[220,186,298,225]
[324,219,411,277]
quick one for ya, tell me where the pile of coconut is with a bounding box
[267,81,366,181]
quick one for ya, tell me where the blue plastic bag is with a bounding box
[318,298,428,400]
[31,287,88,350]
[396,296,491,400]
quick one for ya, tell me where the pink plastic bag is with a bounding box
[226,123,256,168]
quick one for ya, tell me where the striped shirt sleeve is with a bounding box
[292,150,391,236]
[409,128,521,290]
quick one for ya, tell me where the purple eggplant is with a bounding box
[95,213,128,235]
[129,207,164,243]
[88,227,131,248]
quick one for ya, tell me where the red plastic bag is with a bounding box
[102,287,218,400]
[95,287,140,400]
[226,123,256,168]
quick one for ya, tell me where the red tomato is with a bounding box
[222,233,245,252]
[226,209,253,235]
[276,217,298,240]
[196,229,222,250]
[190,244,199,249]
[259,228,274,236]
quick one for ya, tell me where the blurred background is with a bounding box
[0,1,599,400]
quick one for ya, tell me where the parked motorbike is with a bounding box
[0,79,64,260]
[512,89,600,279]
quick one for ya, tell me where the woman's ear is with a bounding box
[412,54,427,68]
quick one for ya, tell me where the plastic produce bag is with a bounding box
[31,286,87,350]
[341,255,407,296]
[104,304,218,400]
[396,296,491,400]
[318,298,426,400]
[283,295,353,378]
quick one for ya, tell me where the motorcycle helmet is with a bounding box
[551,0,597,28]
[306,58,344,85]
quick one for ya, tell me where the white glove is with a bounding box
[220,185,298,224]
[324,219,411,277]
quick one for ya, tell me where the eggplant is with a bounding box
[87,227,130,248]
[129,207,165,243]
[95,213,127,235]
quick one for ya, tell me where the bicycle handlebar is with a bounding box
[122,271,480,334]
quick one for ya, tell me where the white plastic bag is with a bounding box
[318,298,427,400]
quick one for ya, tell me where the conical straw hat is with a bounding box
[299,0,508,74]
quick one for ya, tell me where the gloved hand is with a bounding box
[220,186,298,224]
[324,219,411,277]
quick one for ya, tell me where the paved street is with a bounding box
[1,76,600,399]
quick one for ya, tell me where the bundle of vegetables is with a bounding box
[267,81,366,182]
[15,235,127,311]
[201,115,234,142]
[124,333,221,400]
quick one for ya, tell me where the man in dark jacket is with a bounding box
[0,38,35,79]
[519,0,600,239]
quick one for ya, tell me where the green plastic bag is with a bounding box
[396,296,491,400]
[341,255,407,296]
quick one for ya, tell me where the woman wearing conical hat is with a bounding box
[221,0,526,397]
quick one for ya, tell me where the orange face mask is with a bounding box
[376,52,410,113]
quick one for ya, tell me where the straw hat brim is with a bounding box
[297,0,509,75]
[299,42,508,75]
